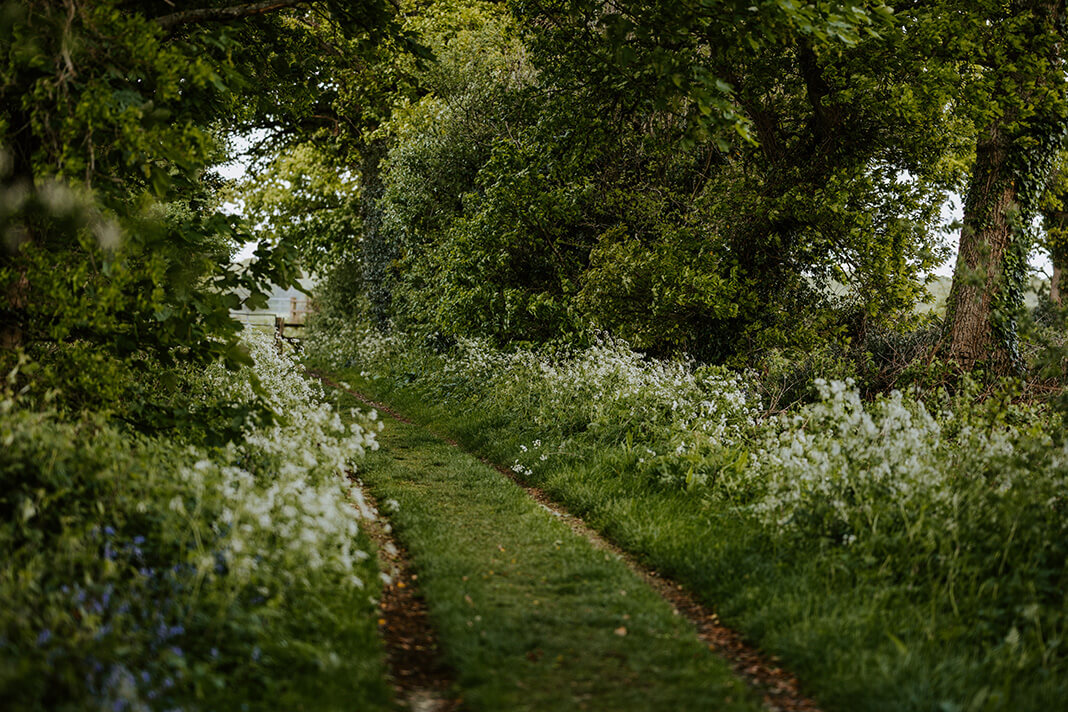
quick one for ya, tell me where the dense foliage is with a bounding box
[1,0,424,416]
[2,333,388,710]
[269,4,1068,703]
[274,0,977,360]
[1,2,417,709]
[251,1,1068,374]
[7,0,1068,709]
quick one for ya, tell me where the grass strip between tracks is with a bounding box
[332,385,763,712]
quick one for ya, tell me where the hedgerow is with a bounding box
[0,332,389,711]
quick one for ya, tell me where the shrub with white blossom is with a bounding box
[309,322,760,481]
[750,379,1063,541]
[0,330,388,711]
[186,331,381,585]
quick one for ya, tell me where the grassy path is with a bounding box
[315,364,1068,712]
[335,385,765,711]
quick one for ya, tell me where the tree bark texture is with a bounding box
[943,0,1066,373]
[1052,261,1063,304]
[943,129,1019,371]
[155,1,306,30]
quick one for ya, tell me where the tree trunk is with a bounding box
[943,129,1020,372]
[1041,207,1068,304]
[1052,261,1063,304]
[943,0,1066,373]
[358,139,395,329]
[155,1,305,30]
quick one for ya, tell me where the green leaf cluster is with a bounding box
[307,0,964,360]
[1,0,419,424]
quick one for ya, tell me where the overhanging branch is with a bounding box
[155,1,307,30]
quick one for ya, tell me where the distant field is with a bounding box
[916,275,1045,314]
[229,312,306,339]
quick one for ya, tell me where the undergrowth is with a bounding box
[1,332,391,711]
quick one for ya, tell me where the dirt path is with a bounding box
[351,481,462,711]
[319,372,820,712]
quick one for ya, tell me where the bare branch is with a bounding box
[155,1,306,30]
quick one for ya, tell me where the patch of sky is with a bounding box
[213,130,270,263]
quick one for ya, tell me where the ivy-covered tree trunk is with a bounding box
[943,0,1067,373]
[1053,262,1063,304]
[944,129,1027,372]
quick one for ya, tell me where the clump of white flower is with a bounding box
[455,332,757,439]
[304,316,400,372]
[311,325,761,483]
[179,330,380,585]
[749,379,1045,541]
[751,379,945,529]
[312,322,1067,556]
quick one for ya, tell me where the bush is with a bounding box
[0,332,390,711]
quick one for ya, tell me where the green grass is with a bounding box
[335,387,762,712]
[332,370,1068,712]
[916,275,1045,314]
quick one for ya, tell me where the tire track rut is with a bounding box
[350,480,461,711]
